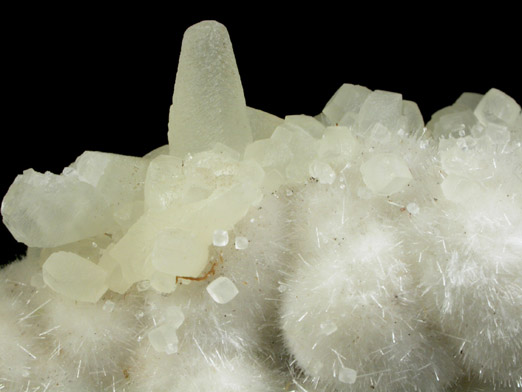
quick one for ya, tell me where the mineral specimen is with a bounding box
[1,19,521,392]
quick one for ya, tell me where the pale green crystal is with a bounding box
[168,20,252,157]
[42,251,108,303]
[360,153,412,195]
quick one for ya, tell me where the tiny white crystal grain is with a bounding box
[206,276,238,304]
[234,236,249,250]
[406,202,420,215]
[213,229,229,247]
[338,367,357,384]
[319,321,338,336]
[102,300,115,313]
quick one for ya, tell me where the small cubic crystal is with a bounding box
[213,229,229,247]
[206,276,238,304]
[338,367,357,384]
[234,236,249,250]
[148,324,179,355]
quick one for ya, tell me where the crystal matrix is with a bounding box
[1,20,521,392]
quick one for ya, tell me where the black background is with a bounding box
[2,7,520,264]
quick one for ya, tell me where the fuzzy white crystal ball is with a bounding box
[1,19,521,392]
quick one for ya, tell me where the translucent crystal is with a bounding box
[244,138,293,175]
[151,229,209,277]
[148,324,179,355]
[234,236,249,250]
[144,155,185,210]
[360,153,412,195]
[309,160,336,184]
[322,84,371,124]
[247,107,284,140]
[358,90,403,133]
[338,367,357,384]
[368,123,391,144]
[284,126,320,182]
[150,271,178,294]
[213,229,229,247]
[206,276,239,304]
[441,175,481,204]
[454,92,483,110]
[432,110,478,139]
[165,306,185,329]
[71,151,149,209]
[1,169,115,248]
[42,251,108,303]
[486,124,511,145]
[285,115,325,139]
[474,88,521,127]
[318,126,358,168]
[400,100,424,135]
[168,21,252,156]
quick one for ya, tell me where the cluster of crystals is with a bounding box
[1,20,521,392]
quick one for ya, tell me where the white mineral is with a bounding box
[212,229,229,247]
[246,107,284,140]
[234,236,249,250]
[474,88,521,127]
[322,83,371,125]
[1,18,521,392]
[148,323,180,355]
[358,90,403,134]
[206,276,239,304]
[1,169,115,247]
[309,160,336,184]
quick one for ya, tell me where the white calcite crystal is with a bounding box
[1,19,521,392]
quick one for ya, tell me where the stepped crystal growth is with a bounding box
[1,20,521,392]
